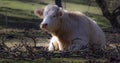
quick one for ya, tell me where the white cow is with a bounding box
[34,5,106,51]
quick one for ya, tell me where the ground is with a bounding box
[0,58,107,63]
[0,0,120,63]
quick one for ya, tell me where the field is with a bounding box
[0,0,120,63]
[0,0,111,29]
[0,58,107,63]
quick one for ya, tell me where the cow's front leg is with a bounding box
[69,39,88,51]
[48,37,59,51]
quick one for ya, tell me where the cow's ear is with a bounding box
[59,7,63,17]
[34,8,44,18]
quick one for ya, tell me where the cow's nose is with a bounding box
[41,23,48,28]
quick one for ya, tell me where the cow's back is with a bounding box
[88,17,106,48]
[68,11,106,49]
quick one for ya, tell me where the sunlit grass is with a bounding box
[66,2,102,15]
[0,0,102,16]
[0,0,44,11]
[0,0,111,29]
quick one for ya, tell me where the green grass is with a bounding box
[66,2,102,15]
[0,0,44,19]
[0,0,44,11]
[0,0,111,29]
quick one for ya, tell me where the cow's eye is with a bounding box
[53,15,56,18]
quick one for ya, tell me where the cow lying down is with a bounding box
[34,5,106,51]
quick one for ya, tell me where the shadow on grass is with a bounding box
[0,13,42,29]
[0,7,43,29]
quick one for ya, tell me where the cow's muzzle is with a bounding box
[40,23,48,29]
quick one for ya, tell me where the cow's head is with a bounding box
[34,5,63,32]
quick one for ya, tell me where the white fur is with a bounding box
[35,5,106,51]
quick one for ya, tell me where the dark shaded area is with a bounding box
[0,33,120,62]
[0,7,42,29]
[55,0,62,7]
[0,14,41,29]
[95,0,120,29]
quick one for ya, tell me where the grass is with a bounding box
[0,0,111,30]
[0,0,43,19]
[0,58,106,63]
[66,2,102,14]
[0,1,119,63]
[0,0,44,10]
